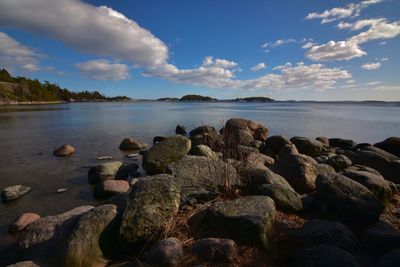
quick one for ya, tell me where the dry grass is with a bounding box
[380,191,400,231]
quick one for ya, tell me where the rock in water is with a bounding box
[9,213,41,234]
[88,161,123,185]
[119,174,180,248]
[198,196,276,248]
[2,185,31,202]
[65,204,118,267]
[142,135,191,174]
[315,173,384,224]
[142,238,183,267]
[175,125,187,135]
[119,138,148,151]
[93,180,130,199]
[53,144,75,156]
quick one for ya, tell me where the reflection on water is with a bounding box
[0,101,399,255]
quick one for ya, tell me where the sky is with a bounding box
[0,0,399,101]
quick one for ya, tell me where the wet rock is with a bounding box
[376,248,400,267]
[192,238,238,262]
[326,155,352,171]
[119,138,148,151]
[198,196,276,248]
[255,184,303,213]
[53,144,75,157]
[374,137,400,158]
[329,138,356,149]
[175,125,187,135]
[142,238,183,267]
[88,161,123,185]
[289,245,360,267]
[190,145,219,159]
[2,185,31,202]
[93,180,130,199]
[290,136,324,157]
[9,213,41,234]
[315,173,384,224]
[65,205,119,267]
[143,135,191,175]
[119,174,180,248]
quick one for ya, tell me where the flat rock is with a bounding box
[2,185,31,202]
[142,238,183,267]
[93,180,130,199]
[119,138,148,151]
[9,213,41,234]
[53,144,75,156]
[88,161,123,185]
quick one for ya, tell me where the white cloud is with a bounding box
[0,0,168,68]
[302,42,316,49]
[262,38,296,48]
[305,0,383,24]
[75,59,130,80]
[306,40,366,61]
[0,32,41,72]
[372,85,400,91]
[380,57,389,62]
[379,41,387,45]
[361,62,381,70]
[250,63,267,72]
[365,81,381,86]
[344,19,400,44]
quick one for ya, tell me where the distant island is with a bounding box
[157,95,274,102]
[0,69,130,104]
[234,97,274,102]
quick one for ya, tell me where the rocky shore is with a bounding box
[2,118,400,267]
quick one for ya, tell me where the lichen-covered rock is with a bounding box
[326,155,352,171]
[53,144,75,156]
[119,138,148,151]
[65,204,119,267]
[2,185,31,202]
[142,238,183,267]
[290,136,324,157]
[119,174,180,248]
[255,184,303,213]
[374,137,400,157]
[88,161,123,185]
[315,173,384,224]
[142,136,191,174]
[93,180,130,199]
[198,196,276,248]
[9,213,41,233]
[192,238,238,262]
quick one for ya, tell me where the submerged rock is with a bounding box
[119,138,148,151]
[2,185,31,202]
[53,144,75,157]
[88,161,123,185]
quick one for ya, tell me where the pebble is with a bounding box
[96,156,113,160]
[126,153,140,158]
[56,188,68,193]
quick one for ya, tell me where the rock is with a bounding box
[279,144,299,157]
[198,196,276,248]
[192,238,238,262]
[315,163,336,175]
[53,144,75,156]
[190,145,219,159]
[96,156,113,160]
[9,213,41,234]
[142,238,183,267]
[2,185,31,202]
[341,170,393,201]
[94,180,130,199]
[314,155,330,164]
[167,155,240,199]
[153,136,167,144]
[345,164,382,176]
[292,219,359,252]
[289,245,360,267]
[251,140,263,149]
[377,248,400,267]
[301,195,328,217]
[56,188,67,193]
[244,152,274,168]
[262,135,291,155]
[115,163,140,180]
[329,138,356,149]
[224,118,268,146]
[316,136,329,146]
[119,174,180,248]
[290,137,324,157]
[315,173,384,224]
[6,261,40,267]
[190,125,218,139]
[326,155,352,171]
[65,204,119,267]
[190,134,216,148]
[126,153,139,159]
[88,161,123,185]
[119,138,148,151]
[175,125,187,135]
[361,146,399,161]
[255,184,303,213]
[272,153,319,194]
[19,206,94,249]
[374,137,400,157]
[143,136,191,175]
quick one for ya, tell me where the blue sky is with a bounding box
[0,0,399,100]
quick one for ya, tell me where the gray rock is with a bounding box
[345,164,382,176]
[143,238,183,267]
[292,219,359,252]
[361,146,399,161]
[53,144,75,157]
[224,118,268,146]
[326,155,352,171]
[175,125,187,135]
[119,138,148,151]
[2,185,31,202]
[290,136,324,157]
[377,248,400,267]
[374,137,400,157]
[316,136,329,146]
[329,138,356,149]
[255,184,303,213]
[244,152,274,168]
[315,173,384,224]
[119,174,180,248]
[190,145,219,159]
[65,204,119,267]
[9,213,41,234]
[289,245,360,267]
[360,222,400,257]
[192,238,238,262]
[143,136,191,175]
[88,161,123,185]
[93,180,130,199]
[198,196,276,248]
[279,143,299,157]
[261,135,291,155]
[314,163,336,175]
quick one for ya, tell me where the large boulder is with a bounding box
[65,204,119,267]
[329,138,356,149]
[167,156,240,199]
[374,137,400,157]
[93,180,130,199]
[192,238,238,262]
[315,173,384,224]
[272,153,319,193]
[142,136,191,175]
[119,138,148,151]
[326,155,352,171]
[119,174,180,248]
[289,245,360,267]
[290,137,324,157]
[261,135,291,156]
[9,213,41,234]
[292,219,359,252]
[244,152,274,168]
[198,196,276,248]
[53,144,75,156]
[224,118,268,146]
[189,126,219,148]
[88,161,123,185]
[142,238,183,267]
[2,185,31,202]
[255,184,303,213]
[361,146,399,161]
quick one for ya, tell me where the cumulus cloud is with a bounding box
[75,60,130,80]
[305,0,383,24]
[262,39,296,48]
[250,63,267,72]
[302,42,316,49]
[372,85,400,91]
[0,0,168,68]
[306,40,366,61]
[0,32,41,72]
[361,62,381,70]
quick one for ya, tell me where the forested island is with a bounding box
[157,95,274,102]
[0,69,130,104]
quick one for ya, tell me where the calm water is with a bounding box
[0,101,400,255]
